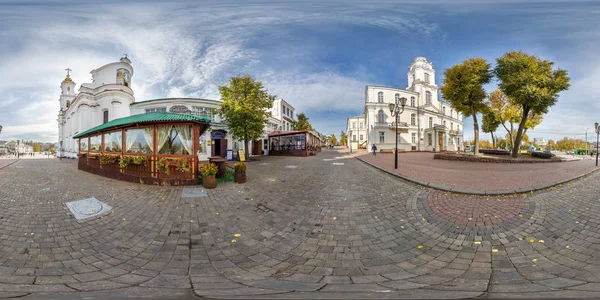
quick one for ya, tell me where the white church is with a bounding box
[57,56,296,160]
[347,57,464,152]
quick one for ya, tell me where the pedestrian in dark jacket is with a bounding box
[371,144,377,156]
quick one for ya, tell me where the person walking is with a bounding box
[371,144,377,156]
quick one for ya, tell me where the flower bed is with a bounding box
[434,152,563,163]
[478,149,510,155]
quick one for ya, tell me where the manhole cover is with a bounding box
[66,198,112,220]
[285,165,297,169]
[182,188,208,198]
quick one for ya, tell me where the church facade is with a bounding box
[351,57,464,152]
[57,56,297,159]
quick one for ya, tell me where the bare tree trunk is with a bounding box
[511,106,531,158]
[471,105,480,156]
[491,132,496,148]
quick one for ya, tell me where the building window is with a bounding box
[457,125,460,132]
[193,107,214,120]
[157,124,193,155]
[125,128,153,154]
[426,91,432,104]
[353,135,357,141]
[360,122,363,128]
[395,93,400,103]
[378,110,385,123]
[443,120,446,127]
[442,106,446,115]
[412,133,416,144]
[428,133,432,146]
[450,109,453,118]
[104,131,122,152]
[379,132,385,143]
[425,73,430,83]
[429,117,433,128]
[457,138,460,145]
[411,114,416,125]
[145,107,167,113]
[360,134,364,141]
[411,97,415,107]
[66,100,70,108]
[103,110,109,124]
[378,92,383,103]
[352,122,356,129]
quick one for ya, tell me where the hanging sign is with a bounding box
[238,149,246,162]
[211,131,225,139]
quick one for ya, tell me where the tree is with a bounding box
[33,143,41,152]
[496,137,507,150]
[494,51,570,157]
[546,139,556,150]
[479,140,493,149]
[441,58,492,156]
[292,113,313,131]
[219,75,275,154]
[482,110,500,148]
[329,134,337,146]
[340,131,347,146]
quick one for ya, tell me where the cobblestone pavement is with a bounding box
[0,151,599,299]
[358,152,598,192]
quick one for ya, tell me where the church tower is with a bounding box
[59,68,76,110]
[407,57,439,108]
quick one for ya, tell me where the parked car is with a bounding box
[566,151,574,155]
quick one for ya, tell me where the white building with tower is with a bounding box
[57,56,298,159]
[349,57,464,152]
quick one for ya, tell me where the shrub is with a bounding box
[531,151,553,159]
[479,149,510,155]
[199,162,218,176]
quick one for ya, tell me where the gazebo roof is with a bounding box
[73,112,210,138]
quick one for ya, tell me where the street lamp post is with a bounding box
[349,130,353,154]
[595,122,600,166]
[389,97,407,169]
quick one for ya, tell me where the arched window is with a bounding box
[378,92,384,103]
[451,122,454,130]
[429,117,433,128]
[443,106,446,115]
[411,114,416,125]
[411,97,415,107]
[103,110,109,124]
[395,93,400,103]
[426,91,432,104]
[450,108,453,118]
[378,110,385,123]
[443,120,446,127]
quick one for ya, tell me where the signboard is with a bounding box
[238,149,246,162]
[169,105,191,114]
[207,140,211,146]
[211,131,226,139]
[226,149,233,161]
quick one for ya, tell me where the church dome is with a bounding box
[62,75,73,83]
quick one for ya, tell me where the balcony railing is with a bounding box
[448,130,462,136]
[374,122,408,128]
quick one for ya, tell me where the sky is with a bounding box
[1,0,599,143]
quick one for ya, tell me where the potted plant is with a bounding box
[234,162,246,183]
[199,162,218,189]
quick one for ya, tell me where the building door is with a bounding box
[438,133,444,151]
[213,139,221,156]
[252,140,260,155]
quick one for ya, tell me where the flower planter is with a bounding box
[234,170,246,183]
[203,175,217,189]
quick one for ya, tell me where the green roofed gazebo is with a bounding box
[73,112,211,185]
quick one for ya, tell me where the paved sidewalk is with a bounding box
[358,152,598,194]
[0,151,599,299]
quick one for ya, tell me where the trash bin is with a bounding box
[209,157,227,178]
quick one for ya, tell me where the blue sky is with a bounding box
[1,0,599,142]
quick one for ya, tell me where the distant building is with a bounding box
[533,138,547,148]
[353,57,464,152]
[346,115,367,150]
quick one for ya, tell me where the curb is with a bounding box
[356,156,600,195]
[0,159,19,170]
